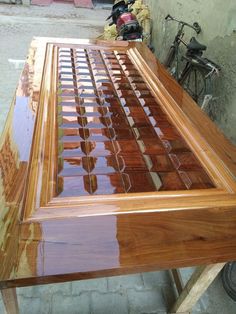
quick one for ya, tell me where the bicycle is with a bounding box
[164,14,221,110]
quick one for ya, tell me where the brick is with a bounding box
[72,278,107,295]
[18,295,50,314]
[127,288,166,314]
[52,292,90,314]
[161,284,176,311]
[108,274,144,292]
[91,291,128,314]
[17,282,72,298]
[142,271,172,288]
[192,300,205,314]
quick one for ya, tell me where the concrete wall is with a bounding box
[146,0,236,144]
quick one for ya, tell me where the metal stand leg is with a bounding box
[170,263,225,314]
[1,288,19,314]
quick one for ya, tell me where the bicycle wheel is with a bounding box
[164,45,176,68]
[164,45,180,79]
[179,66,211,107]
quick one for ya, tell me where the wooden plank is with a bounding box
[1,288,19,314]
[170,263,225,313]
[171,269,184,296]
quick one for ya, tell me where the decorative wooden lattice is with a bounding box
[57,47,214,197]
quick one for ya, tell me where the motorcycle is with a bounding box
[106,0,143,41]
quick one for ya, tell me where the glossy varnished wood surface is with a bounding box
[56,46,214,197]
[1,38,236,289]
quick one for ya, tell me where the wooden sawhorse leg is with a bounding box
[170,263,225,314]
[1,288,19,314]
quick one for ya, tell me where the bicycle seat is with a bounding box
[187,37,207,51]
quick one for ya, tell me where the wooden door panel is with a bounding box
[1,38,236,288]
[23,42,218,221]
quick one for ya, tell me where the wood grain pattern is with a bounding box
[171,263,225,313]
[0,38,236,289]
[1,288,19,314]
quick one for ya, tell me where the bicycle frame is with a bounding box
[164,15,221,110]
[164,14,201,79]
[171,24,188,79]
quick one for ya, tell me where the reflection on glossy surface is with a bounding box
[1,38,236,289]
[57,47,214,197]
[15,206,236,283]
[35,215,120,276]
[13,96,36,161]
[0,49,37,282]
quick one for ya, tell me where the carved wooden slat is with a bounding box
[56,47,214,198]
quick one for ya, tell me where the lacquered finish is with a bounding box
[1,38,236,289]
[57,47,214,197]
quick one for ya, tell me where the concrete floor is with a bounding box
[0,3,236,313]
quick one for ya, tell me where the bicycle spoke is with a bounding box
[181,67,207,106]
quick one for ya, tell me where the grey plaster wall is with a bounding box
[146,0,236,144]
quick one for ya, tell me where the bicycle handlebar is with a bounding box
[165,14,201,34]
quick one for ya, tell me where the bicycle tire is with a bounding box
[221,262,236,301]
[164,45,176,69]
[179,65,211,108]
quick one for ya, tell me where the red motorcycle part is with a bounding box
[116,12,137,32]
